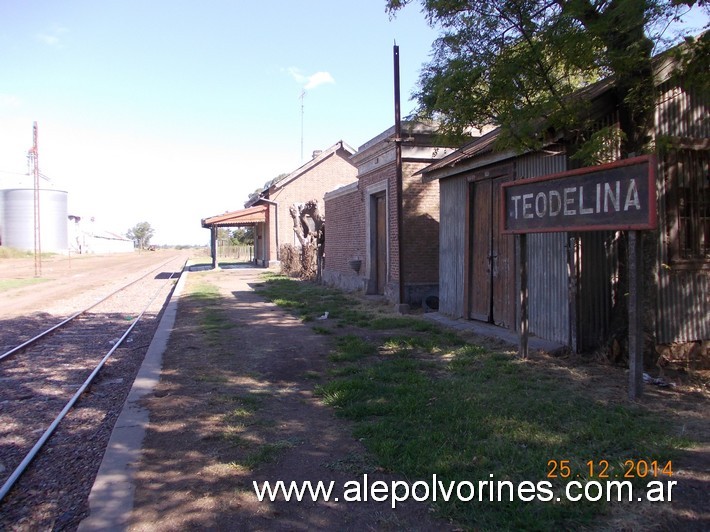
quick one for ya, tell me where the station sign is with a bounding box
[501,155,656,234]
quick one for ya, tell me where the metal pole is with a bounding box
[32,122,42,277]
[518,234,529,358]
[628,230,644,399]
[394,43,405,308]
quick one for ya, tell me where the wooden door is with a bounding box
[491,175,515,328]
[470,180,492,321]
[468,174,515,327]
[375,194,387,295]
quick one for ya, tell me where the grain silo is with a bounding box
[1,188,69,252]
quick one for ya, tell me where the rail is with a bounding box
[0,259,186,503]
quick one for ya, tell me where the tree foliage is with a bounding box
[386,0,709,155]
[230,228,254,245]
[126,221,155,250]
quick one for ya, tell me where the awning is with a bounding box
[201,205,267,228]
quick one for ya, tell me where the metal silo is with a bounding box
[1,188,69,252]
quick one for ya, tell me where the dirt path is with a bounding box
[128,267,451,531]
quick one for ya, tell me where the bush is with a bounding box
[279,243,317,280]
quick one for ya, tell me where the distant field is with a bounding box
[0,278,50,292]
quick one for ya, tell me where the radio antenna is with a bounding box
[299,89,306,162]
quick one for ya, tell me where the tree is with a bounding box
[386,0,709,158]
[283,200,325,281]
[387,1,708,356]
[230,228,254,245]
[126,221,155,250]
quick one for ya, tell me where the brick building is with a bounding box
[323,122,458,306]
[202,140,356,267]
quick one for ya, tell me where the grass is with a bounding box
[243,438,303,468]
[0,247,56,259]
[255,274,690,530]
[188,281,234,345]
[0,277,49,292]
[257,272,362,322]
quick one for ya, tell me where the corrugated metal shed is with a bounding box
[439,177,468,317]
[425,40,709,350]
[516,152,570,345]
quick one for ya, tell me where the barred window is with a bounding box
[667,149,710,263]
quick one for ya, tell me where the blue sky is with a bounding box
[0,2,705,245]
[0,1,438,245]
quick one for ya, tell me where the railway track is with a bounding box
[0,253,188,529]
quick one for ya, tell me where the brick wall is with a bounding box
[323,126,448,305]
[359,162,398,299]
[324,158,442,303]
[322,182,365,291]
[266,148,357,262]
[402,161,440,284]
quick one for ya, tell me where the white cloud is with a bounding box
[287,67,335,90]
[304,71,335,90]
[0,94,21,109]
[35,25,69,47]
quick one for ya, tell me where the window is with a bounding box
[667,149,710,264]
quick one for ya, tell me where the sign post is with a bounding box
[501,156,656,399]
[518,234,528,359]
[628,230,644,399]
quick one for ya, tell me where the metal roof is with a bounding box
[201,204,267,228]
[421,128,502,175]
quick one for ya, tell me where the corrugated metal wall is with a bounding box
[655,80,710,343]
[435,77,709,346]
[658,269,710,342]
[516,152,570,344]
[577,231,618,350]
[527,232,570,344]
[656,78,710,138]
[439,176,468,317]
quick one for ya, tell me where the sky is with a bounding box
[0,2,706,246]
[0,1,440,245]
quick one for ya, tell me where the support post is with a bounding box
[211,226,218,270]
[628,230,644,399]
[518,234,529,358]
[567,236,579,353]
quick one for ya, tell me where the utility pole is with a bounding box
[393,43,407,313]
[29,121,42,277]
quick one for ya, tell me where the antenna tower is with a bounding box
[299,89,306,162]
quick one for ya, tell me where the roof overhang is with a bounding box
[201,204,267,228]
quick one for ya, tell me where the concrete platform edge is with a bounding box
[78,268,189,531]
[422,312,566,355]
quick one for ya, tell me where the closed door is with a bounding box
[375,194,387,295]
[469,176,515,327]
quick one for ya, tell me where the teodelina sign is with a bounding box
[501,155,657,234]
